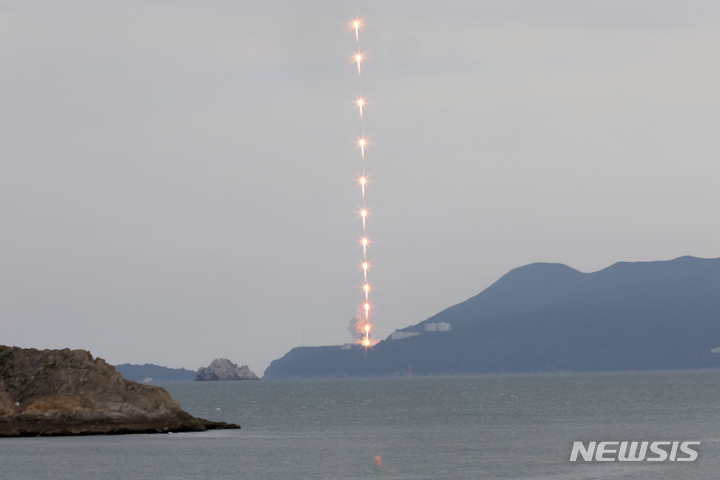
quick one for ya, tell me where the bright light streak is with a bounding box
[350,15,375,350]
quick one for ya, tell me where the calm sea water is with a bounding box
[2,370,720,479]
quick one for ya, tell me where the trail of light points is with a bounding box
[350,16,373,348]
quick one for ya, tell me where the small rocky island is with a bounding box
[0,346,240,437]
[195,358,259,381]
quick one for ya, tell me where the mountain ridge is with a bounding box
[115,364,196,383]
[264,255,720,378]
[407,255,720,332]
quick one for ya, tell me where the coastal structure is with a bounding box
[425,322,452,332]
[390,331,419,341]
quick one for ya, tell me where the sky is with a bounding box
[2,0,720,375]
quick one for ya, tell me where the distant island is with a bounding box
[114,359,260,383]
[264,255,720,378]
[196,359,259,381]
[115,363,197,383]
[0,346,240,437]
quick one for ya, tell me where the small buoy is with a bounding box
[375,455,382,467]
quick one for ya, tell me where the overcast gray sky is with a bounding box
[2,1,720,374]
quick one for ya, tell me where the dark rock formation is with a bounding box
[195,359,259,381]
[0,346,240,437]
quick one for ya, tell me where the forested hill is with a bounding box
[264,256,720,378]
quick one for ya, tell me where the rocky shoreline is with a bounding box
[0,346,240,437]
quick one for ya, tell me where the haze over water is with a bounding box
[2,370,719,479]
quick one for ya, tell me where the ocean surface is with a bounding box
[2,369,720,479]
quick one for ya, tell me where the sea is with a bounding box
[2,369,720,479]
